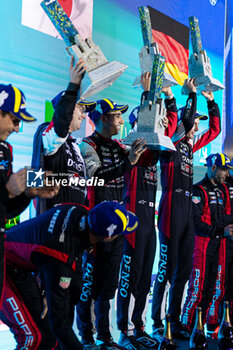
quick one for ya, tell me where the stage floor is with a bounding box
[0,328,219,350]
[0,300,219,349]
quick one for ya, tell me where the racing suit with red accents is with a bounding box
[0,141,31,309]
[151,97,221,328]
[117,96,178,333]
[0,204,90,350]
[31,82,88,216]
[181,175,233,330]
[207,176,233,326]
[77,131,134,341]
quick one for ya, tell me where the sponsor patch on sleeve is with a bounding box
[192,196,201,204]
[59,277,71,289]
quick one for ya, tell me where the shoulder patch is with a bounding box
[59,277,71,289]
[192,196,201,204]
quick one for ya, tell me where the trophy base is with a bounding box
[80,61,128,99]
[133,72,177,88]
[122,132,176,151]
[181,75,224,95]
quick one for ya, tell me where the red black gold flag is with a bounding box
[148,6,189,85]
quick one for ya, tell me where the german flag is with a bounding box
[148,6,189,85]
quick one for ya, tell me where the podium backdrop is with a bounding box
[0,0,226,173]
[0,0,231,346]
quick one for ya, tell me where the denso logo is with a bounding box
[182,155,193,165]
[157,244,168,283]
[80,262,94,302]
[119,255,131,297]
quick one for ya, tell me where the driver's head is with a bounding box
[87,201,138,240]
[206,153,231,184]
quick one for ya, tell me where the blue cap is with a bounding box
[129,106,140,125]
[88,99,128,123]
[78,100,97,112]
[206,153,231,169]
[0,84,36,122]
[51,91,96,112]
[195,112,208,121]
[177,107,208,122]
[88,201,138,238]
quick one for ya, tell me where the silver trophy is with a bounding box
[182,16,224,95]
[123,54,176,152]
[133,6,177,89]
[41,0,127,98]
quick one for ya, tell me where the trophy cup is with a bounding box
[133,6,177,89]
[41,0,128,99]
[123,53,176,151]
[181,16,224,95]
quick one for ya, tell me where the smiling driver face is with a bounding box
[69,104,86,133]
[186,118,200,139]
[103,112,124,136]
